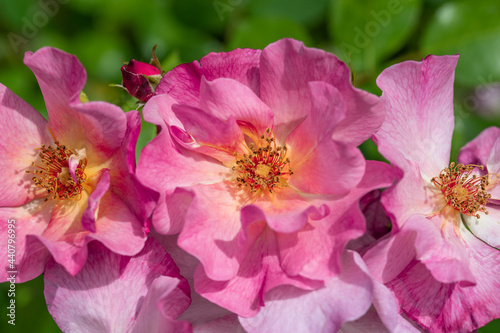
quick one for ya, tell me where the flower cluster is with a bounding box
[1,39,498,333]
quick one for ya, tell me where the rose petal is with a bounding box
[67,100,128,163]
[244,187,329,234]
[24,47,127,162]
[347,190,392,253]
[277,202,364,282]
[142,93,179,126]
[177,183,246,281]
[44,238,191,333]
[156,48,261,105]
[239,251,374,333]
[341,260,422,333]
[153,233,236,328]
[363,230,417,284]
[137,130,227,234]
[125,59,161,76]
[285,81,346,156]
[260,38,382,144]
[172,104,243,149]
[193,314,244,333]
[285,81,366,196]
[124,111,141,173]
[381,161,443,230]
[194,223,321,317]
[406,214,476,285]
[138,129,227,190]
[68,148,87,183]
[132,276,192,333]
[109,111,158,234]
[35,195,91,275]
[486,134,500,176]
[0,84,51,207]
[462,205,500,248]
[279,160,395,282]
[199,77,273,135]
[23,47,85,130]
[289,139,365,195]
[375,54,458,180]
[36,187,145,275]
[388,227,500,332]
[0,199,53,282]
[89,190,146,257]
[485,134,500,200]
[458,126,500,168]
[81,169,109,233]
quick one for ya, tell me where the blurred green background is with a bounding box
[0,0,499,332]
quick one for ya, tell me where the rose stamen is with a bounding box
[26,140,87,201]
[232,128,293,194]
[431,162,491,218]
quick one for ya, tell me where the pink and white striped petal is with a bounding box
[44,238,191,333]
[0,200,53,282]
[0,84,51,207]
[388,227,500,333]
[239,251,394,333]
[375,55,458,182]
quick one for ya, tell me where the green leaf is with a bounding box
[248,0,330,26]
[70,31,131,82]
[478,318,500,333]
[0,276,60,332]
[133,8,223,63]
[172,0,227,35]
[79,91,89,103]
[162,50,182,72]
[227,17,311,50]
[329,0,422,74]
[421,1,500,87]
[136,117,158,161]
[0,1,38,30]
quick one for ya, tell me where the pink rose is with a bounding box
[0,47,156,282]
[363,55,500,332]
[138,38,393,316]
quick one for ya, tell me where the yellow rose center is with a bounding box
[431,162,491,218]
[26,140,87,201]
[232,128,293,194]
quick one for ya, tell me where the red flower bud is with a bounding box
[121,60,162,102]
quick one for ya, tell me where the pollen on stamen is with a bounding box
[233,128,293,194]
[26,140,87,201]
[431,162,491,218]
